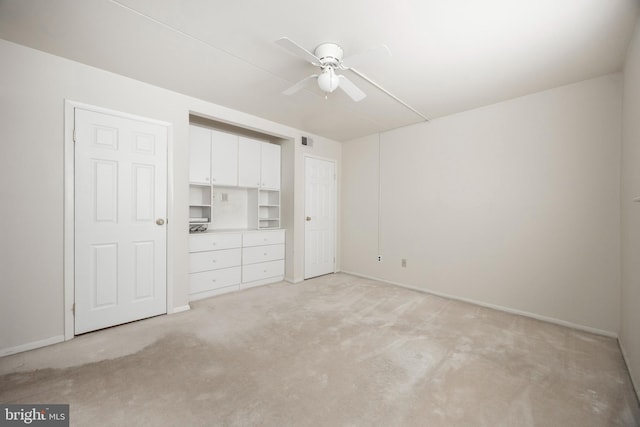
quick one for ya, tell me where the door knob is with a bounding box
[156,218,165,225]
[306,216,311,221]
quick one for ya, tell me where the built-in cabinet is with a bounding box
[188,229,285,300]
[188,124,281,229]
[188,123,284,300]
[241,230,285,284]
[238,137,261,188]
[260,142,281,190]
[211,129,239,186]
[189,125,212,185]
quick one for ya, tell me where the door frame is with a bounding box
[303,154,338,279]
[63,100,174,340]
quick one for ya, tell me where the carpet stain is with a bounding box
[1,274,639,426]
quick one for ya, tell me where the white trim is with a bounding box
[241,276,285,290]
[303,154,338,279]
[340,270,618,338]
[619,339,640,402]
[63,100,174,340]
[170,305,191,314]
[189,285,239,301]
[0,335,65,357]
[63,100,75,341]
[165,114,176,317]
[68,101,176,126]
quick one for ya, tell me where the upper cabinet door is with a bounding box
[189,125,211,184]
[261,143,281,190]
[211,129,238,186]
[238,137,261,188]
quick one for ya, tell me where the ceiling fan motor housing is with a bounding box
[314,43,344,68]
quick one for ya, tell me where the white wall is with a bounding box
[342,74,623,334]
[621,17,640,395]
[0,39,341,355]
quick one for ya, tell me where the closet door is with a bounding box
[238,137,261,188]
[211,129,238,186]
[75,107,168,334]
[304,157,336,279]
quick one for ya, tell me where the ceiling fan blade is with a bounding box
[341,44,391,69]
[276,37,320,65]
[283,74,318,95]
[337,75,366,102]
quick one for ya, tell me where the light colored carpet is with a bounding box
[1,273,639,426]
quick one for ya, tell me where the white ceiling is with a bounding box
[0,0,638,141]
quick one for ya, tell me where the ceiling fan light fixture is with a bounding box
[317,67,340,93]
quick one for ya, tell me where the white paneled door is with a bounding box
[74,108,168,334]
[304,157,336,279]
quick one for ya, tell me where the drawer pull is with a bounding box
[212,242,217,246]
[211,279,216,282]
[264,253,267,256]
[212,260,217,263]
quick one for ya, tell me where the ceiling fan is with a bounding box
[275,37,429,120]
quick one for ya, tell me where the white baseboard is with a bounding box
[240,276,284,290]
[0,335,65,358]
[190,285,239,302]
[284,276,303,284]
[340,270,618,338]
[170,304,191,314]
[618,339,640,402]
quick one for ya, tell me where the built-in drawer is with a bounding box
[189,248,241,273]
[189,232,241,253]
[242,244,284,265]
[190,266,241,294]
[242,230,285,247]
[242,259,285,283]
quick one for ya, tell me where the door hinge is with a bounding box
[73,128,76,143]
[72,303,76,315]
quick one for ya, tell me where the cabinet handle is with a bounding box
[212,260,217,263]
[264,253,267,256]
[212,242,217,246]
[211,279,217,282]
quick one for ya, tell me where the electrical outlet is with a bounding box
[401,259,407,268]
[377,255,382,262]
